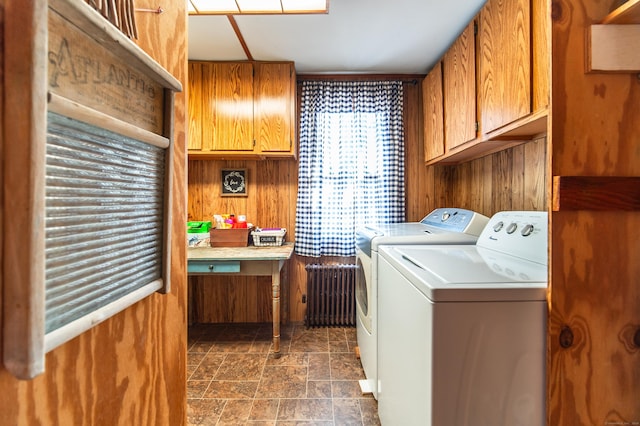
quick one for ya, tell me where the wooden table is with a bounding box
[187,243,294,356]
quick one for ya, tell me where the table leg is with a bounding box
[272,261,281,357]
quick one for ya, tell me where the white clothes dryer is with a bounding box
[355,208,488,399]
[377,211,548,426]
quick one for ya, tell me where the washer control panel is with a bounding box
[477,211,548,265]
[420,208,488,236]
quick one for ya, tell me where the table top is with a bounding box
[187,243,294,261]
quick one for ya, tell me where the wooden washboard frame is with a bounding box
[3,0,182,379]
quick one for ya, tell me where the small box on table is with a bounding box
[187,221,212,247]
[210,228,252,247]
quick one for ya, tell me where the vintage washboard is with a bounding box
[3,0,182,379]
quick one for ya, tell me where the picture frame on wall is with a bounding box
[221,169,248,197]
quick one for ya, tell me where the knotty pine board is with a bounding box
[549,0,640,423]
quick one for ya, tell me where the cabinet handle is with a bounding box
[559,326,574,349]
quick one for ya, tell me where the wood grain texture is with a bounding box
[422,61,445,161]
[254,62,295,153]
[601,0,640,23]
[444,21,477,149]
[3,0,48,379]
[200,62,216,151]
[0,0,188,423]
[212,62,254,152]
[437,137,547,217]
[533,0,551,111]
[479,0,531,134]
[552,176,640,211]
[188,62,203,150]
[550,0,640,423]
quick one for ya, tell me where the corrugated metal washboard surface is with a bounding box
[45,112,165,336]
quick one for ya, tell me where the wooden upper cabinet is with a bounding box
[479,0,531,135]
[188,62,204,151]
[423,61,445,162]
[254,62,296,153]
[443,21,477,150]
[209,62,254,152]
[188,61,297,159]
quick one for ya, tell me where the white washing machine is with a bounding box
[377,211,548,426]
[355,208,488,399]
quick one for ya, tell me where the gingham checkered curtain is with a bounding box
[295,81,405,257]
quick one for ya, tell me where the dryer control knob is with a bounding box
[493,221,504,232]
[521,224,534,237]
[506,222,518,234]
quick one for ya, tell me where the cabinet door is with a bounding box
[423,61,445,162]
[254,62,295,154]
[479,0,531,134]
[187,62,203,151]
[444,21,477,149]
[207,62,254,152]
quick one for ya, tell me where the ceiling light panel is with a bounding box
[281,0,328,13]
[189,0,328,14]
[237,0,282,13]
[190,0,239,14]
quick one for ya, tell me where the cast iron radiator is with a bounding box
[305,264,358,327]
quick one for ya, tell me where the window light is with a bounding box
[188,0,329,15]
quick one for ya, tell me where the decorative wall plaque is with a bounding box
[221,169,248,196]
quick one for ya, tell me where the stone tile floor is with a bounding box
[187,323,381,426]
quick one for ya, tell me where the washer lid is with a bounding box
[380,245,548,302]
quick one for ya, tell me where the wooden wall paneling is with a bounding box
[511,144,526,209]
[452,161,473,209]
[289,255,308,322]
[524,137,547,211]
[419,164,438,218]
[549,212,640,425]
[228,277,257,322]
[257,277,274,322]
[195,279,227,322]
[549,0,640,423]
[469,159,487,213]
[480,155,494,216]
[255,160,286,228]
[187,160,204,221]
[432,165,456,208]
[491,149,514,211]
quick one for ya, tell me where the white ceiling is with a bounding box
[188,0,487,75]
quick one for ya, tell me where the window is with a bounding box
[295,81,405,257]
